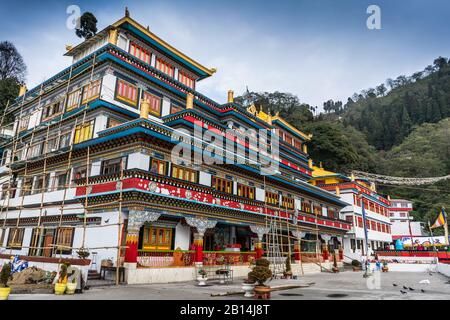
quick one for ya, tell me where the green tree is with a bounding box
[0,41,26,120]
[75,12,98,40]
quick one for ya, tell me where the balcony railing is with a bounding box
[203,251,257,266]
[137,249,195,268]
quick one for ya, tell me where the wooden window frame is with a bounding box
[55,227,75,255]
[73,121,94,144]
[18,115,30,132]
[212,176,233,194]
[107,117,122,128]
[66,89,81,112]
[81,79,101,105]
[178,71,195,89]
[101,157,127,176]
[142,226,173,250]
[237,183,255,200]
[171,164,198,183]
[170,104,184,114]
[150,158,167,176]
[42,100,64,121]
[265,191,279,206]
[142,91,162,117]
[115,79,139,107]
[282,196,294,210]
[7,228,25,249]
[129,42,151,64]
[155,58,174,77]
[21,177,33,196]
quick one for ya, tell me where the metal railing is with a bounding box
[137,249,195,268]
[203,251,256,266]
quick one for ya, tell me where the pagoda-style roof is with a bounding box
[65,15,216,80]
[272,115,312,141]
[310,165,350,182]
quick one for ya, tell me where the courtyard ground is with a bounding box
[8,270,450,300]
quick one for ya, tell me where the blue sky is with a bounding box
[2,0,450,109]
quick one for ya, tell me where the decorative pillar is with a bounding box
[108,28,118,45]
[338,236,344,260]
[185,216,217,265]
[227,90,234,103]
[321,234,332,261]
[193,233,204,263]
[250,225,270,259]
[292,231,306,263]
[124,209,161,265]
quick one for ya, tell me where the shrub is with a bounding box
[351,259,361,267]
[248,258,272,286]
[255,258,270,267]
[0,263,11,288]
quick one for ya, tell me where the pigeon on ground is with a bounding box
[408,287,415,291]
[400,290,407,294]
[421,289,426,293]
[403,286,408,290]
[393,283,398,287]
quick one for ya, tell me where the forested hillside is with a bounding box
[235,57,450,230]
[342,57,450,150]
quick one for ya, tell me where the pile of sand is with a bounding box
[9,267,55,285]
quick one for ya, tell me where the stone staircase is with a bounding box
[86,270,116,288]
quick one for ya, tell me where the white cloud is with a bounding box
[11,3,447,111]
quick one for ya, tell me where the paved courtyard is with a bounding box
[9,271,450,300]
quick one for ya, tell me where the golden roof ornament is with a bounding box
[125,7,130,17]
[247,104,257,115]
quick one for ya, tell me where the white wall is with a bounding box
[255,187,265,202]
[174,223,191,250]
[72,210,120,271]
[199,171,211,186]
[127,152,150,171]
[161,97,171,117]
[93,114,108,138]
[91,160,102,176]
[391,221,423,237]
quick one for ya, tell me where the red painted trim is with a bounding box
[76,178,351,231]
[0,254,91,266]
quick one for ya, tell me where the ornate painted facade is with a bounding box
[309,165,392,259]
[0,13,351,279]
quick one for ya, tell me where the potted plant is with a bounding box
[76,247,90,260]
[351,259,362,271]
[54,263,68,295]
[242,277,256,298]
[66,277,77,295]
[248,258,272,299]
[283,256,293,278]
[0,263,11,300]
[381,260,389,272]
[197,269,208,286]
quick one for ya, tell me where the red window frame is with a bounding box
[178,71,195,89]
[156,58,174,77]
[142,91,162,117]
[116,79,138,107]
[130,42,151,64]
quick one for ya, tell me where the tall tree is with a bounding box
[376,84,387,96]
[0,41,26,82]
[0,41,26,120]
[75,12,98,40]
